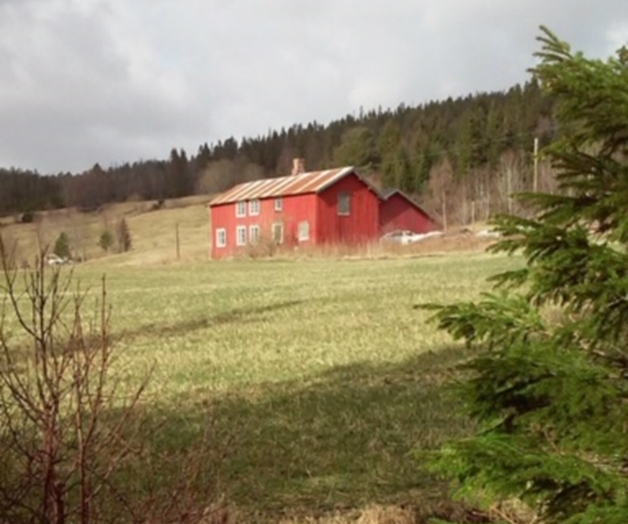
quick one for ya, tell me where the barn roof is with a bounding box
[378,187,398,199]
[379,188,434,216]
[209,166,360,206]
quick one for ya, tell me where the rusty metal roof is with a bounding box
[209,166,358,206]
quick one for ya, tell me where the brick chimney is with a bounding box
[291,158,305,176]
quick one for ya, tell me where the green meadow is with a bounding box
[34,252,518,521]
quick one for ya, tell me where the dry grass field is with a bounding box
[0,195,497,268]
[0,195,213,266]
[0,197,517,523]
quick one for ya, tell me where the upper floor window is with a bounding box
[274,198,283,212]
[249,199,260,216]
[337,192,351,216]
[236,201,246,217]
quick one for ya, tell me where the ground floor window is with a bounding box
[216,228,227,248]
[236,225,247,246]
[298,221,310,242]
[249,224,260,245]
[272,222,284,244]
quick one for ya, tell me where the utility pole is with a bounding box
[507,167,513,215]
[175,223,180,261]
[533,137,539,192]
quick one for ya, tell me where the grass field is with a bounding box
[0,196,515,521]
[17,251,517,522]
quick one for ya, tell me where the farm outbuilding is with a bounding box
[378,188,439,234]
[208,163,380,259]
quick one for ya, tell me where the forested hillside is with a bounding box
[0,79,557,225]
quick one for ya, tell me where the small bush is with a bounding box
[20,211,36,223]
[98,230,114,253]
[53,231,71,259]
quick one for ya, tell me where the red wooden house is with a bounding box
[378,188,439,234]
[208,165,380,259]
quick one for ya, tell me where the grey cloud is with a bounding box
[1,0,627,173]
[0,0,203,172]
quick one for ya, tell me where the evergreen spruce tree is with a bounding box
[98,230,114,253]
[332,127,377,168]
[380,143,412,190]
[116,218,132,253]
[411,148,433,194]
[52,231,71,260]
[454,111,476,177]
[484,103,501,170]
[424,28,628,524]
[378,121,402,165]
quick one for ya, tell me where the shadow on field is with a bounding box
[147,345,474,520]
[125,300,305,339]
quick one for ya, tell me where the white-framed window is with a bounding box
[236,225,247,246]
[216,228,227,248]
[249,199,260,216]
[274,198,283,212]
[249,224,260,245]
[272,222,284,244]
[298,221,310,242]
[337,192,350,216]
[236,201,246,218]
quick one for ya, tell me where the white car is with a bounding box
[381,229,444,245]
[44,254,71,266]
[475,228,501,238]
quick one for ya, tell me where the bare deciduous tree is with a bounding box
[0,237,150,524]
[0,236,229,524]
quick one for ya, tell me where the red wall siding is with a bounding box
[274,193,318,246]
[316,174,379,244]
[209,204,233,259]
[379,194,438,234]
[210,194,319,258]
[210,173,380,258]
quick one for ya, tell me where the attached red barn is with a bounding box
[208,166,380,259]
[378,189,439,234]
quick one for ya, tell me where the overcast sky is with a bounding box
[1,0,627,174]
